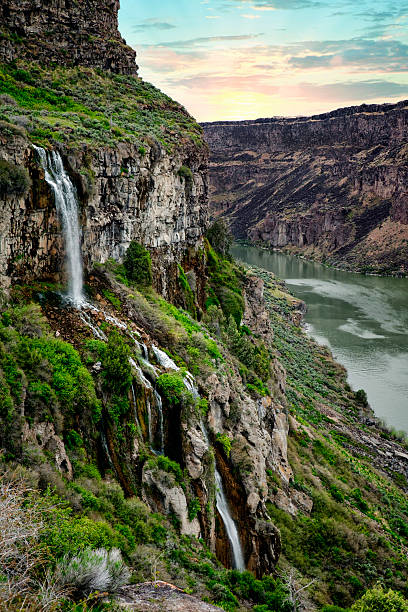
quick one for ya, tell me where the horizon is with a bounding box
[118,0,408,122]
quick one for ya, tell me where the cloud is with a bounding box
[235,0,324,9]
[289,38,408,73]
[148,34,263,48]
[133,19,176,32]
[287,80,408,102]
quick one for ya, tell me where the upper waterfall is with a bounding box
[34,147,84,306]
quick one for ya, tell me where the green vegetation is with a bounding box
[178,165,193,181]
[205,241,245,325]
[0,303,101,457]
[156,371,190,407]
[0,158,31,196]
[216,433,232,458]
[206,219,233,258]
[178,264,196,316]
[351,584,408,611]
[2,236,408,610]
[0,61,205,150]
[101,330,132,395]
[123,241,152,287]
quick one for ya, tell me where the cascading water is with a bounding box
[34,146,84,306]
[214,468,245,571]
[200,421,245,570]
[154,390,164,455]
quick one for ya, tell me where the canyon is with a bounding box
[1,1,408,611]
[203,102,408,275]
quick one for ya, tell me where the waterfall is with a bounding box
[152,345,179,370]
[200,422,245,571]
[154,390,164,455]
[34,146,84,306]
[214,468,245,571]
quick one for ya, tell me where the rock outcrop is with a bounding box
[0,0,137,74]
[203,101,408,275]
[117,582,221,611]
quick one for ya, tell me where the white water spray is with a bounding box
[214,468,245,571]
[199,423,245,571]
[34,146,84,306]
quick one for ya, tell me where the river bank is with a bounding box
[232,243,408,433]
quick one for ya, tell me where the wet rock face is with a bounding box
[0,0,137,74]
[203,100,408,274]
[0,137,208,300]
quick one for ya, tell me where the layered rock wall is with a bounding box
[0,131,208,300]
[0,0,137,74]
[203,101,408,274]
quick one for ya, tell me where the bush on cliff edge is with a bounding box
[0,158,31,197]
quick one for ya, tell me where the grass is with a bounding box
[0,61,206,150]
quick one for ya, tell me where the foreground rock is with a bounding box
[116,582,220,611]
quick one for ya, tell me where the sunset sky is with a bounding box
[118,0,408,122]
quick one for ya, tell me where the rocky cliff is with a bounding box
[0,0,137,74]
[203,101,408,275]
[0,126,207,302]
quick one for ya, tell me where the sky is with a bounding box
[118,0,408,122]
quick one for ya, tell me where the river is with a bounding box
[231,244,408,433]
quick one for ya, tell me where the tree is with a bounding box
[206,219,233,257]
[351,584,408,612]
[123,241,152,286]
[355,389,368,407]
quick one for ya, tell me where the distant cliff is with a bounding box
[203,101,408,275]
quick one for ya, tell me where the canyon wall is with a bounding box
[0,128,208,301]
[0,0,137,74]
[203,101,408,274]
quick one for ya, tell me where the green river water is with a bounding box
[231,244,408,433]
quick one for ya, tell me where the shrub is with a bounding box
[216,433,232,458]
[123,241,152,286]
[206,219,233,257]
[351,584,408,611]
[188,497,201,521]
[0,159,31,197]
[156,372,189,407]
[55,548,130,596]
[178,165,193,181]
[156,455,184,486]
[102,330,132,395]
[0,480,43,602]
[355,389,368,407]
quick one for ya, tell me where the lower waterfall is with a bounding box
[34,146,84,306]
[200,422,245,571]
[214,468,246,571]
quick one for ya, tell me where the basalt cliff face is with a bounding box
[0,0,137,74]
[203,101,408,275]
[0,129,208,302]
